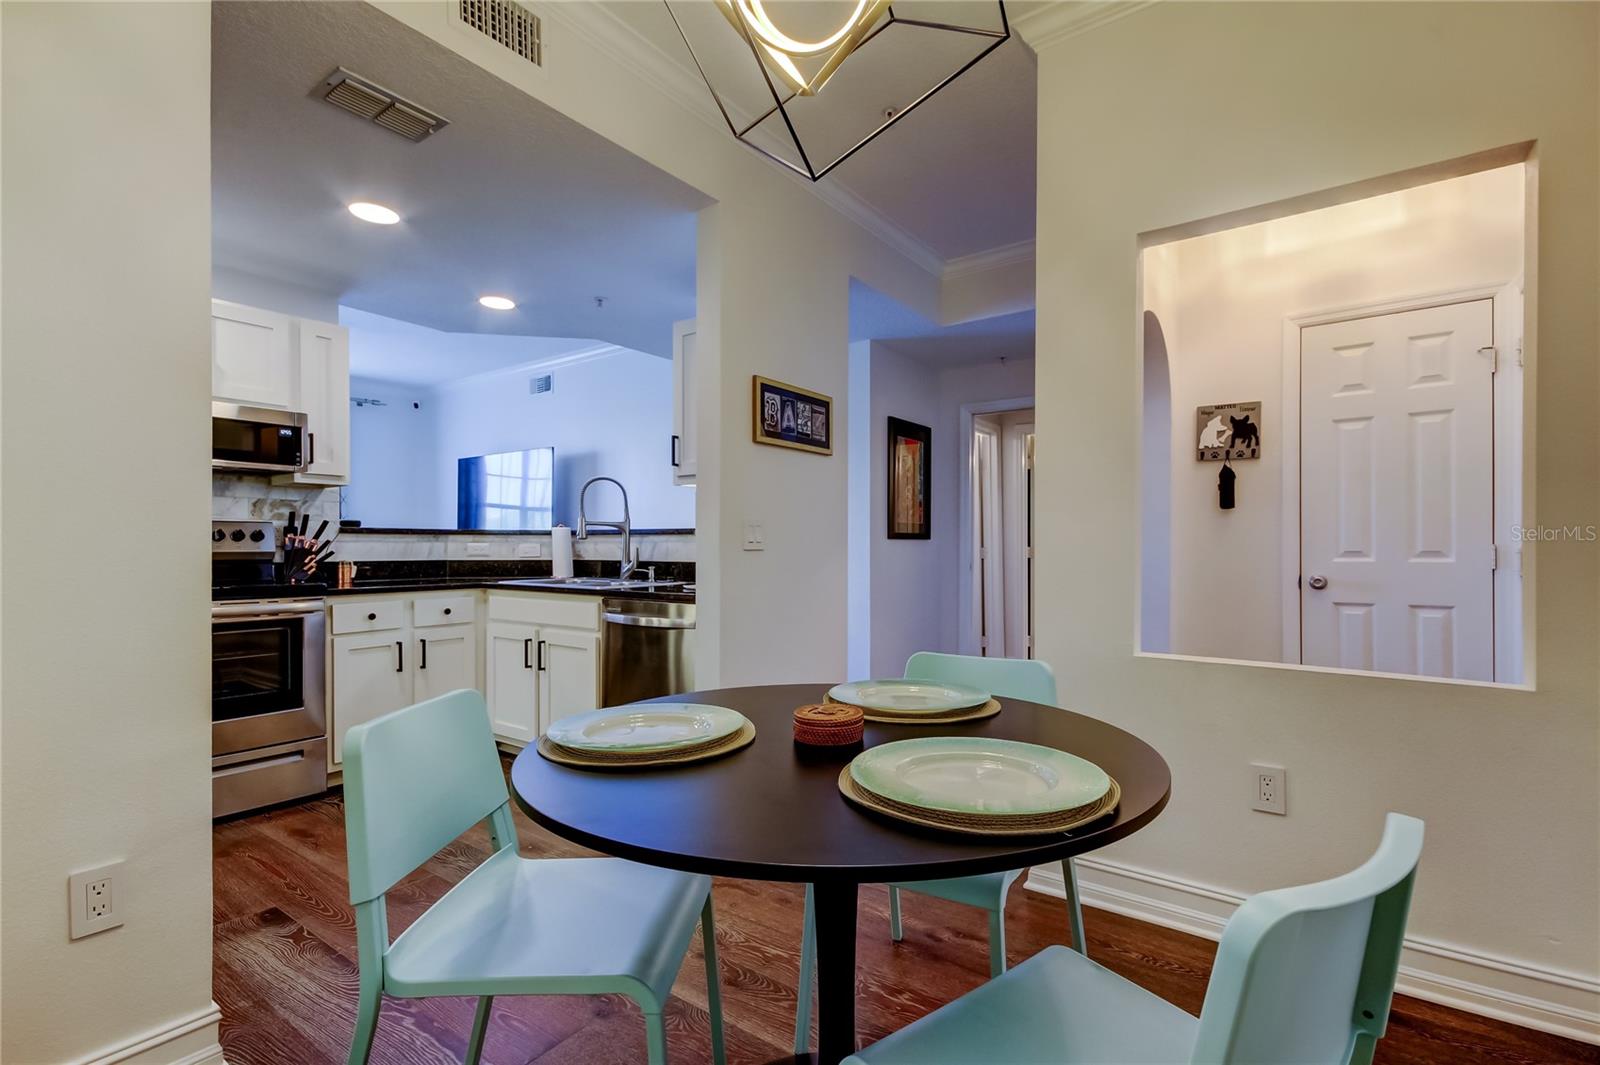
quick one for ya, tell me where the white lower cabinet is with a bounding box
[331,629,411,764]
[486,620,540,743]
[485,593,602,746]
[541,627,600,730]
[414,623,478,702]
[330,591,602,761]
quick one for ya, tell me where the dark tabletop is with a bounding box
[509,683,1171,883]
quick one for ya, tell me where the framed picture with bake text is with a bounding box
[753,376,833,456]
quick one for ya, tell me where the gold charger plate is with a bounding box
[838,765,1120,837]
[829,697,1002,726]
[538,722,757,770]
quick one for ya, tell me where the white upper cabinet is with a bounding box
[672,318,698,485]
[284,318,351,484]
[212,301,294,409]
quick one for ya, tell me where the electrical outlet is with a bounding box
[69,861,125,939]
[515,542,541,559]
[466,542,491,558]
[1251,764,1286,815]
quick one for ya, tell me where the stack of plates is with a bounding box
[538,703,755,769]
[827,679,1000,724]
[839,736,1119,836]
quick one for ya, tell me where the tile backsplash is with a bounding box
[212,474,693,563]
[212,473,339,526]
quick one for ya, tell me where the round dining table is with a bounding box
[509,683,1172,1065]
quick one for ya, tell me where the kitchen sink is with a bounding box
[498,576,684,591]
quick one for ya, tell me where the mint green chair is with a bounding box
[795,653,1082,1053]
[342,689,726,1065]
[842,813,1424,1065]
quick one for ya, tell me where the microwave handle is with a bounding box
[307,430,315,468]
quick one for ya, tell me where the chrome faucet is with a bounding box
[577,476,636,579]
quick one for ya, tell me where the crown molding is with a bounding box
[1012,0,1157,53]
[540,0,946,277]
[943,238,1036,281]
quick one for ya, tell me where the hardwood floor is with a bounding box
[215,785,1597,1065]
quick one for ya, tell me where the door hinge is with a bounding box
[1480,345,1498,373]
[1491,542,1501,572]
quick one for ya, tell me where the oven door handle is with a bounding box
[212,601,325,620]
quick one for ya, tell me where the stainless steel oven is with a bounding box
[212,598,327,817]
[212,401,305,473]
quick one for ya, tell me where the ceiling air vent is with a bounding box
[318,68,449,142]
[530,374,553,396]
[460,0,543,66]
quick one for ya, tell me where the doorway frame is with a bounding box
[957,395,1035,656]
[1278,281,1521,678]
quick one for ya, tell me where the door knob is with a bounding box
[1307,575,1329,590]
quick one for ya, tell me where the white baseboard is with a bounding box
[1026,860,1600,1046]
[70,1002,226,1065]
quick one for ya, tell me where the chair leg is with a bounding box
[346,980,382,1065]
[793,883,816,1056]
[645,1011,669,1065]
[1062,858,1089,956]
[464,996,493,1065]
[987,907,1007,978]
[888,885,904,941]
[700,895,727,1065]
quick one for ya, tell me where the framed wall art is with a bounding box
[753,376,833,455]
[887,416,932,539]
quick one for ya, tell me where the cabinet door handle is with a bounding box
[443,607,452,616]
[671,433,680,468]
[524,638,533,669]
[419,638,427,670]
[395,641,404,672]
[537,640,547,672]
[308,431,315,467]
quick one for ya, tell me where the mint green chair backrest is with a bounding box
[1189,813,1424,1065]
[904,652,1057,706]
[344,689,510,905]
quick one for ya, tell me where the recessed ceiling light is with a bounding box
[347,201,401,225]
[478,295,516,311]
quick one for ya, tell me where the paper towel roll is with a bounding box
[551,525,574,579]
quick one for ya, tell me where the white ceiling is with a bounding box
[212,2,708,357]
[598,1,1038,262]
[850,280,1033,367]
[342,307,611,387]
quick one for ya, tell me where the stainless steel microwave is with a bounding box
[212,402,306,473]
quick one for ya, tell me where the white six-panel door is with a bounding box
[1300,299,1495,680]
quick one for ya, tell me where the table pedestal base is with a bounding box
[812,880,860,1064]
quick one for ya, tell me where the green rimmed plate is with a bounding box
[545,703,747,753]
[849,736,1110,817]
[828,679,990,714]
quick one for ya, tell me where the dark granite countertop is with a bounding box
[326,577,694,604]
[213,559,695,605]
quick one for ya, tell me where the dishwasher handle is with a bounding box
[603,612,696,630]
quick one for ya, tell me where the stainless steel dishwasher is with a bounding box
[600,598,696,706]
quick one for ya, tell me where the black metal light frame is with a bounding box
[665,2,1010,181]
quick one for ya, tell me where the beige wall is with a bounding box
[1,4,218,1062]
[1030,0,1598,1026]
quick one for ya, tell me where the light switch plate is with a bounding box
[69,860,125,939]
[742,522,765,551]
